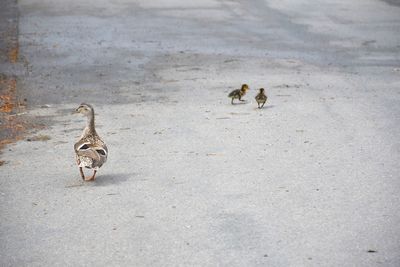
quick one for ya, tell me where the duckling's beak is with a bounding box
[72,108,79,115]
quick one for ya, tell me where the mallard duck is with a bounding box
[255,88,267,108]
[228,84,249,104]
[74,103,108,181]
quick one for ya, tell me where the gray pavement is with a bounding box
[1,0,400,266]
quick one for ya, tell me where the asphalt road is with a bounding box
[1,0,400,266]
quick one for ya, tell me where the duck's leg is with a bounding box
[87,170,97,181]
[79,167,85,180]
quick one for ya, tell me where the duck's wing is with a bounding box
[228,89,239,97]
[256,93,267,101]
[75,139,108,166]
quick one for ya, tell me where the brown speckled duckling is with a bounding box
[228,84,249,104]
[255,88,267,108]
[74,103,108,181]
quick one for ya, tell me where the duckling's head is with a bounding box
[259,88,265,93]
[241,84,249,91]
[75,103,94,116]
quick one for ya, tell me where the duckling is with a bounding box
[228,84,249,104]
[255,88,268,108]
[74,103,108,181]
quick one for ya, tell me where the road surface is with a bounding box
[1,0,400,266]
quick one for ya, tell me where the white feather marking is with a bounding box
[78,143,90,150]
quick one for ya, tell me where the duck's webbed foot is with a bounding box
[86,170,97,181]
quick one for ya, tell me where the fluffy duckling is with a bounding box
[228,84,249,104]
[255,88,268,108]
[74,103,108,181]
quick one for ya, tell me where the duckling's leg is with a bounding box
[258,103,261,108]
[231,98,234,104]
[239,96,245,102]
[261,101,266,108]
[79,167,85,180]
[87,170,97,181]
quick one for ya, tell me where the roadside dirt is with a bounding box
[0,0,31,154]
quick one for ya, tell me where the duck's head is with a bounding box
[241,84,249,91]
[259,88,265,93]
[75,103,94,116]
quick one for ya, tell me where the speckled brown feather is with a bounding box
[228,84,249,104]
[255,88,267,108]
[74,104,108,171]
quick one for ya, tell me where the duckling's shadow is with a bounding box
[231,101,248,105]
[255,105,275,110]
[92,172,134,186]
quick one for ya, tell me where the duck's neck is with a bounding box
[84,110,96,136]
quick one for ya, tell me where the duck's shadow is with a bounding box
[65,173,134,188]
[93,172,134,186]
